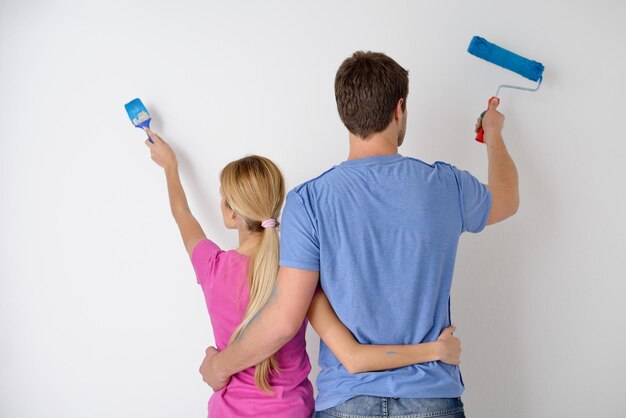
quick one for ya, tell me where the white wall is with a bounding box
[1,1,625,417]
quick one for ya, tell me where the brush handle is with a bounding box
[475,96,499,143]
[135,119,154,143]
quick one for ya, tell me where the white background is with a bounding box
[1,1,625,417]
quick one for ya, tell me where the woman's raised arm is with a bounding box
[145,128,206,257]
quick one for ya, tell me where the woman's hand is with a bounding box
[435,325,461,365]
[144,128,178,171]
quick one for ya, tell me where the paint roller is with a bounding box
[468,36,544,143]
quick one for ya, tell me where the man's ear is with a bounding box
[394,98,405,121]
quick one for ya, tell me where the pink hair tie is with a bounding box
[261,219,277,229]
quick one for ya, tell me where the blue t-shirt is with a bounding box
[279,154,492,411]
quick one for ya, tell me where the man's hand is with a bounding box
[199,346,230,391]
[144,128,178,171]
[475,98,505,143]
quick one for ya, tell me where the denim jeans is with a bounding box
[315,396,466,418]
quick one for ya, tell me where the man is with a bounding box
[201,51,518,417]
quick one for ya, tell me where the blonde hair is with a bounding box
[220,155,285,393]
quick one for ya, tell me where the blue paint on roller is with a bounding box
[468,36,544,82]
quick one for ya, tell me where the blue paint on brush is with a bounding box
[124,98,153,143]
[468,36,544,82]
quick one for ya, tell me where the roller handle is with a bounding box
[475,96,499,143]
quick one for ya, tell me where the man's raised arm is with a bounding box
[199,266,319,391]
[481,98,520,225]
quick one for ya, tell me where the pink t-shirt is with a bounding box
[191,239,314,418]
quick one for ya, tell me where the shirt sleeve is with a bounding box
[449,165,492,233]
[191,239,222,286]
[279,189,320,271]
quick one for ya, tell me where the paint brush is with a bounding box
[124,98,154,143]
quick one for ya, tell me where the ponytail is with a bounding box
[220,156,285,393]
[229,224,280,392]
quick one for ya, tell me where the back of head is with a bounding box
[219,155,285,393]
[220,156,284,231]
[335,51,409,139]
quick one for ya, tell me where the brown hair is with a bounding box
[220,155,285,393]
[334,51,409,139]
